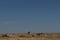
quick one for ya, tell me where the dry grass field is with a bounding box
[0,32,60,40]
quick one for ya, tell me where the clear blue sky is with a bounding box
[0,0,60,33]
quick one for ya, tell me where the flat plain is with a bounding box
[0,33,60,40]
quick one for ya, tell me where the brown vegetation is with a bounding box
[0,32,60,40]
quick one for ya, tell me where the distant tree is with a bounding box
[28,32,30,34]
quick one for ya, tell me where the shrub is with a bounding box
[36,33,44,36]
[19,35,25,37]
[2,34,9,37]
[32,35,35,37]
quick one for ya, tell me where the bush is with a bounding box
[32,35,35,37]
[36,33,44,36]
[2,34,9,37]
[19,35,25,37]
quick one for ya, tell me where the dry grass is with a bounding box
[0,33,60,40]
